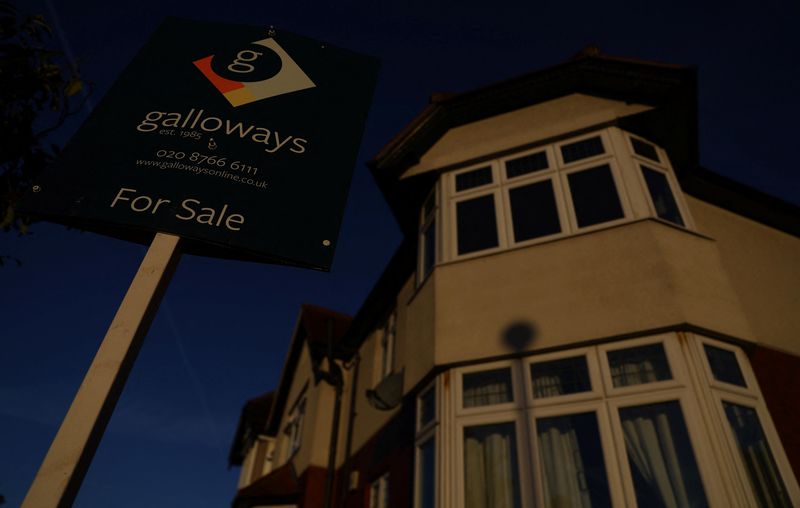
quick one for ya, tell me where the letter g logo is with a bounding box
[194,37,315,107]
[227,50,264,74]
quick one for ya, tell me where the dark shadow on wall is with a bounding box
[502,321,538,352]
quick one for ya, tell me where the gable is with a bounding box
[402,93,651,179]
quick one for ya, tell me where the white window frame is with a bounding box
[284,391,306,459]
[374,312,396,385]
[524,345,604,408]
[454,410,534,508]
[606,387,728,507]
[499,165,569,248]
[417,381,439,433]
[597,333,688,397]
[415,381,439,508]
[455,359,523,417]
[370,472,390,508]
[690,335,800,505]
[694,336,754,396]
[527,399,627,508]
[554,131,613,168]
[418,185,440,286]
[626,132,695,230]
[446,161,508,261]
[560,157,633,234]
[436,128,697,266]
[444,334,786,508]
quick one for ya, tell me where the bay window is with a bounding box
[427,334,799,507]
[416,128,696,283]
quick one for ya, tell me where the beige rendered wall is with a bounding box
[346,274,437,457]
[402,94,651,178]
[432,220,754,364]
[347,321,400,457]
[272,342,337,474]
[399,271,437,394]
[687,196,800,355]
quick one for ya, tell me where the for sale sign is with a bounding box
[21,17,379,270]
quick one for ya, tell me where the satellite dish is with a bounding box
[366,369,404,410]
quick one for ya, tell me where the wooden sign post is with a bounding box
[22,233,181,508]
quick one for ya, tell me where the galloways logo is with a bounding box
[194,38,316,107]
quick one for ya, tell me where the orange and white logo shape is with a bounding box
[194,38,315,107]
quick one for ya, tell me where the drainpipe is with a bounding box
[322,319,344,508]
[337,353,360,508]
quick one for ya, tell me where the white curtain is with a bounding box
[464,424,519,508]
[621,404,700,508]
[611,359,659,387]
[533,374,564,398]
[538,423,592,508]
[463,370,511,407]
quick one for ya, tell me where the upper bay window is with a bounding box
[415,128,693,283]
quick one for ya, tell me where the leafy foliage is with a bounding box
[0,0,88,238]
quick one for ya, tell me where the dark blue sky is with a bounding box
[2,0,798,506]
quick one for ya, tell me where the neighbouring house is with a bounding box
[229,48,800,508]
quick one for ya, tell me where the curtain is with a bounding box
[463,369,512,407]
[538,422,591,507]
[608,344,671,387]
[533,374,565,398]
[464,423,520,508]
[536,412,612,508]
[620,402,708,508]
[610,359,658,386]
[723,402,792,507]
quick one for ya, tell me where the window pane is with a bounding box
[561,136,604,163]
[641,166,684,226]
[607,343,672,387]
[724,402,792,507]
[423,191,436,218]
[531,356,591,398]
[418,438,436,508]
[536,412,612,508]
[619,401,709,508]
[508,180,561,242]
[704,344,746,387]
[370,474,390,508]
[456,195,499,255]
[506,151,548,178]
[422,221,436,278]
[631,138,660,162]
[420,387,436,427]
[567,165,624,228]
[456,166,493,191]
[463,368,513,407]
[464,422,521,508]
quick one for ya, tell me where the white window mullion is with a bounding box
[608,127,653,220]
[679,333,750,507]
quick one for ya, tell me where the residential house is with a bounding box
[229,48,800,508]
